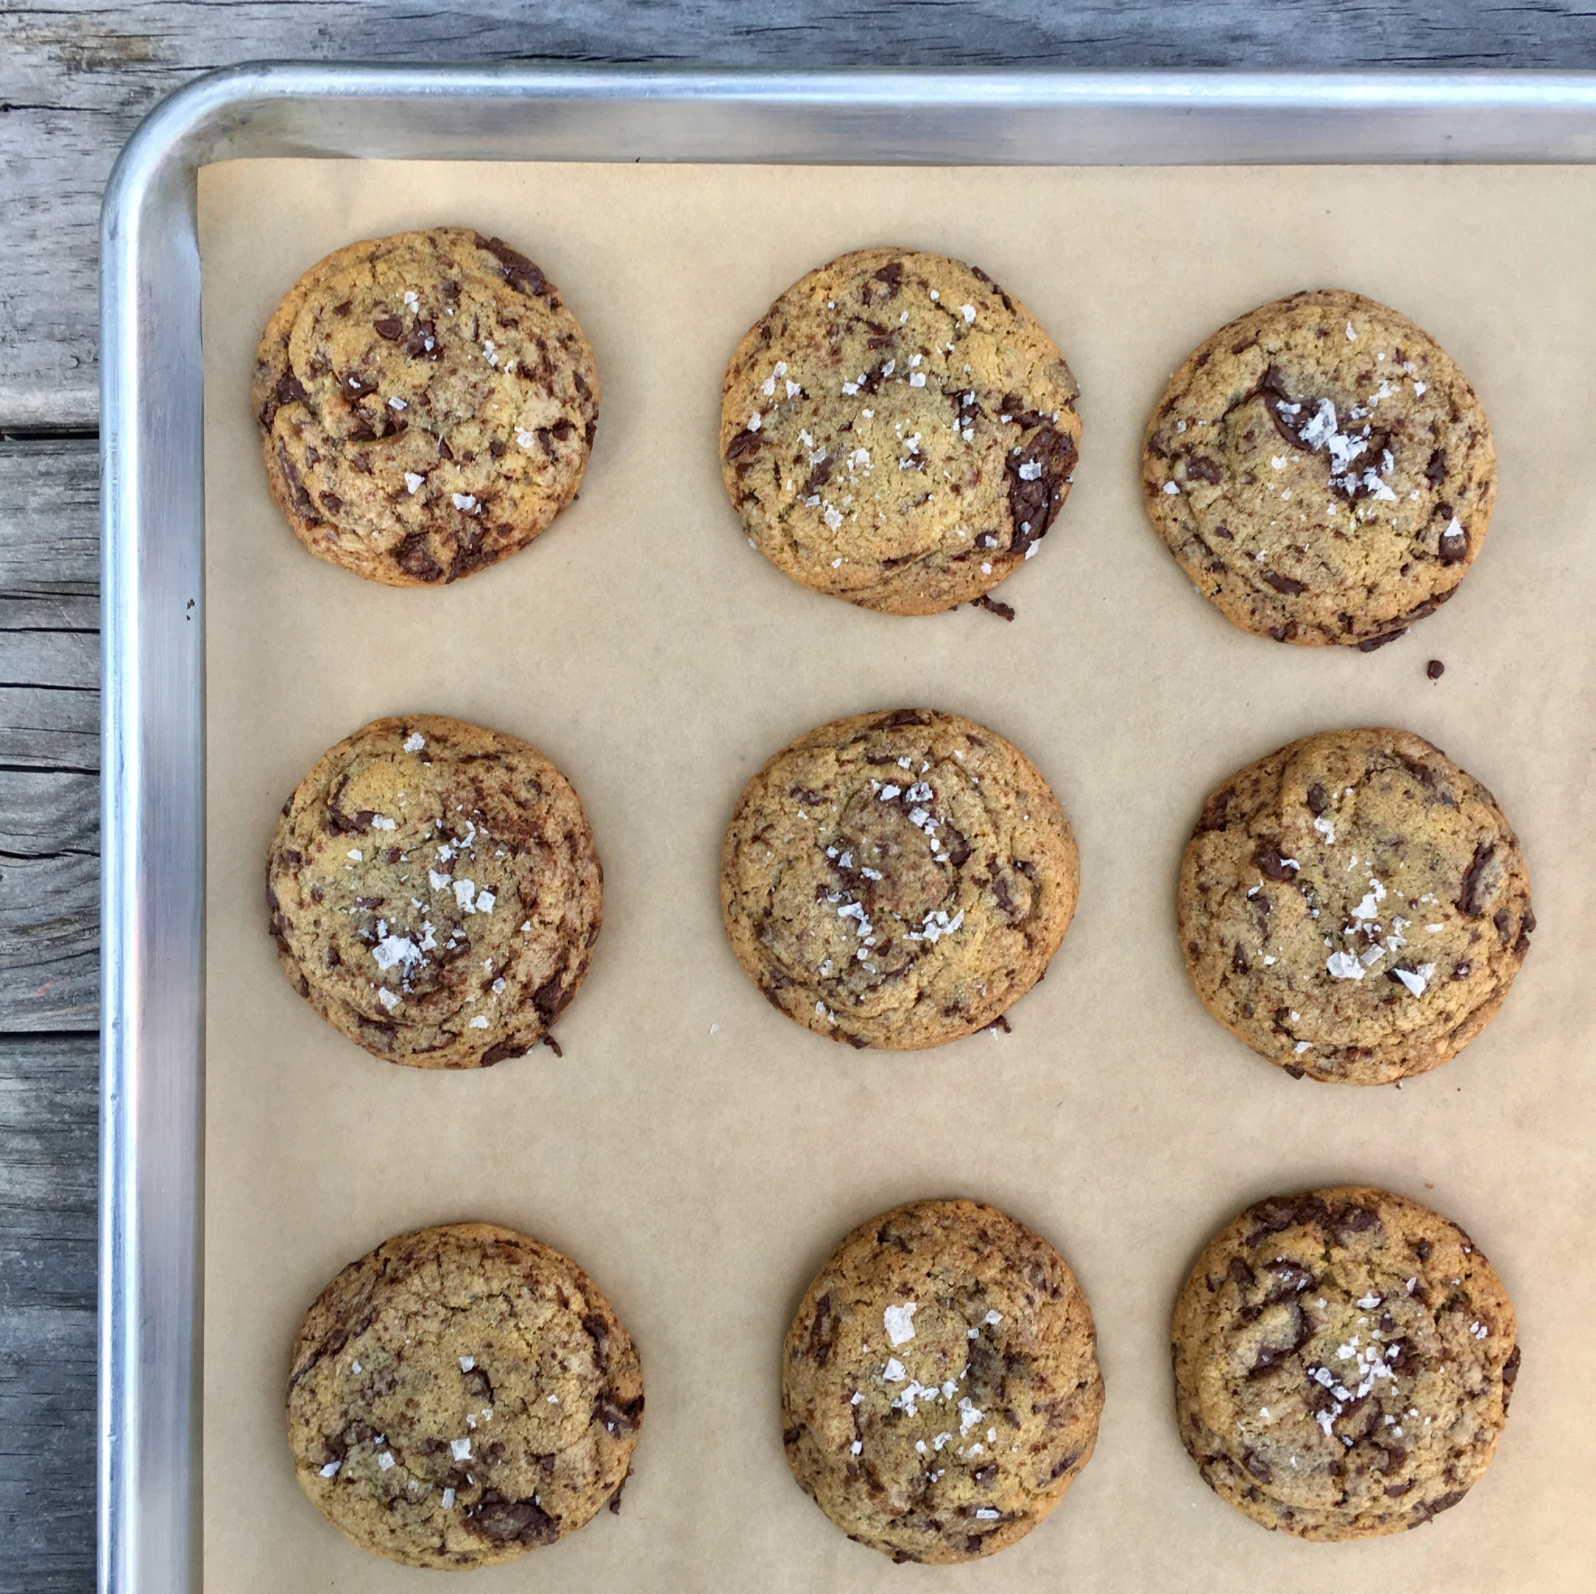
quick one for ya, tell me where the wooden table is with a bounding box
[2,4,1591,1586]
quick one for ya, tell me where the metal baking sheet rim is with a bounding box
[98,62,1596,1594]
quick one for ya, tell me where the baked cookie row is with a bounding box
[267,713,1532,1085]
[288,1188,1519,1568]
[255,231,1496,648]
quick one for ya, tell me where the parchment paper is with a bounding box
[199,160,1596,1593]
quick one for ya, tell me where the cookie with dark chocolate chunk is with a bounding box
[1178,727,1532,1085]
[267,714,601,1068]
[1143,290,1495,647]
[287,1222,642,1568]
[720,248,1080,614]
[783,1199,1103,1564]
[253,227,599,585]
[720,708,1078,1049]
[1172,1186,1519,1540]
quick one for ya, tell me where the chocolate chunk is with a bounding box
[1231,943,1249,975]
[1456,841,1496,917]
[1254,844,1298,881]
[1414,1238,1433,1262]
[1426,658,1445,680]
[1248,1343,1292,1375]
[972,594,1016,621]
[1357,628,1408,652]
[1336,1203,1377,1235]
[595,1392,644,1434]
[1005,425,1077,555]
[1242,1449,1272,1483]
[607,1466,632,1514]
[395,532,442,581]
[260,370,308,429]
[1229,1256,1256,1288]
[274,441,320,522]
[1185,455,1223,485]
[1424,448,1448,488]
[532,972,571,1023]
[1501,1342,1521,1409]
[723,428,763,463]
[804,454,834,493]
[1263,569,1306,596]
[462,1490,559,1545]
[478,1039,526,1067]
[404,318,439,359]
[1411,1488,1467,1525]
[478,235,550,298]
[782,1425,802,1446]
[372,317,403,340]
[1438,520,1468,564]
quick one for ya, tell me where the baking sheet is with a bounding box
[198,158,1596,1592]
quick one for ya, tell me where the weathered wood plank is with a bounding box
[0,843,98,1030]
[0,689,98,775]
[0,1035,97,1594]
[0,440,100,1031]
[0,439,99,634]
[0,634,96,695]
[0,771,96,858]
[6,0,1596,428]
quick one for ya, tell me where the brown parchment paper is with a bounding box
[199,159,1596,1593]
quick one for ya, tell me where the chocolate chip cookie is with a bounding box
[1178,727,1532,1085]
[267,715,601,1067]
[783,1199,1103,1564]
[1143,290,1495,648]
[1172,1186,1519,1540]
[720,709,1078,1049]
[721,247,1080,614]
[254,227,599,585]
[287,1222,643,1568]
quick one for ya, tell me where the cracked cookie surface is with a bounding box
[1172,1186,1519,1541]
[287,1222,643,1569]
[267,714,601,1068]
[782,1198,1103,1564]
[720,708,1078,1049]
[1178,727,1532,1085]
[1143,290,1495,648]
[254,226,598,585]
[721,247,1080,614]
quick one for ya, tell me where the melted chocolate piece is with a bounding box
[462,1490,559,1545]
[477,235,551,298]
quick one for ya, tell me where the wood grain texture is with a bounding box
[0,1035,97,1594]
[5,0,1596,427]
[0,442,99,1034]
